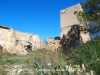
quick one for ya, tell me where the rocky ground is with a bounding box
[0,49,94,75]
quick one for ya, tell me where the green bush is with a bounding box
[88,61,100,75]
[69,39,100,74]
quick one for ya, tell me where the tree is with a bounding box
[75,0,100,35]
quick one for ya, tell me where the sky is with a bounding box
[0,0,86,42]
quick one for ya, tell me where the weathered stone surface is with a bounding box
[44,37,61,52]
[2,43,27,55]
[0,26,43,55]
[6,65,23,75]
[60,3,90,43]
[60,25,82,54]
[59,3,91,54]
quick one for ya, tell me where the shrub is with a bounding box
[69,39,100,74]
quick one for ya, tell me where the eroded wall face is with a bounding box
[0,27,43,50]
[45,38,61,52]
[14,31,30,41]
[14,31,43,49]
[0,28,10,41]
[60,3,90,43]
[0,28,12,47]
[61,27,71,38]
[14,31,42,48]
[31,35,43,49]
[80,32,90,43]
[60,3,82,29]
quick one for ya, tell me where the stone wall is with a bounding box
[0,26,43,55]
[0,26,13,49]
[60,3,90,43]
[60,3,83,29]
[13,30,42,50]
[14,31,30,41]
[44,37,61,52]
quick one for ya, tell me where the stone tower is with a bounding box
[60,3,90,43]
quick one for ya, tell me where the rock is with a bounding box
[6,65,22,75]
[85,72,90,75]
[6,65,34,75]
[82,63,85,71]
[90,70,94,75]
[44,37,61,52]
[65,65,69,71]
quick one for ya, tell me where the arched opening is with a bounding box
[26,45,32,50]
[24,42,33,50]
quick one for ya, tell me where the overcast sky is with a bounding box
[0,0,86,41]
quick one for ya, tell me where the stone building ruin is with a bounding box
[44,37,61,52]
[60,3,90,43]
[0,26,43,55]
[44,3,91,53]
[0,3,91,55]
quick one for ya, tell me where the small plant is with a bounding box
[33,57,77,75]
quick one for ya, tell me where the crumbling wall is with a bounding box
[44,37,61,52]
[0,28,10,41]
[32,34,42,50]
[60,3,83,29]
[0,26,43,55]
[60,25,82,54]
[14,31,30,41]
[13,30,43,50]
[59,3,91,54]
[60,3,90,43]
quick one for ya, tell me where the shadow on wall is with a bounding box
[24,42,33,50]
[60,25,83,54]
